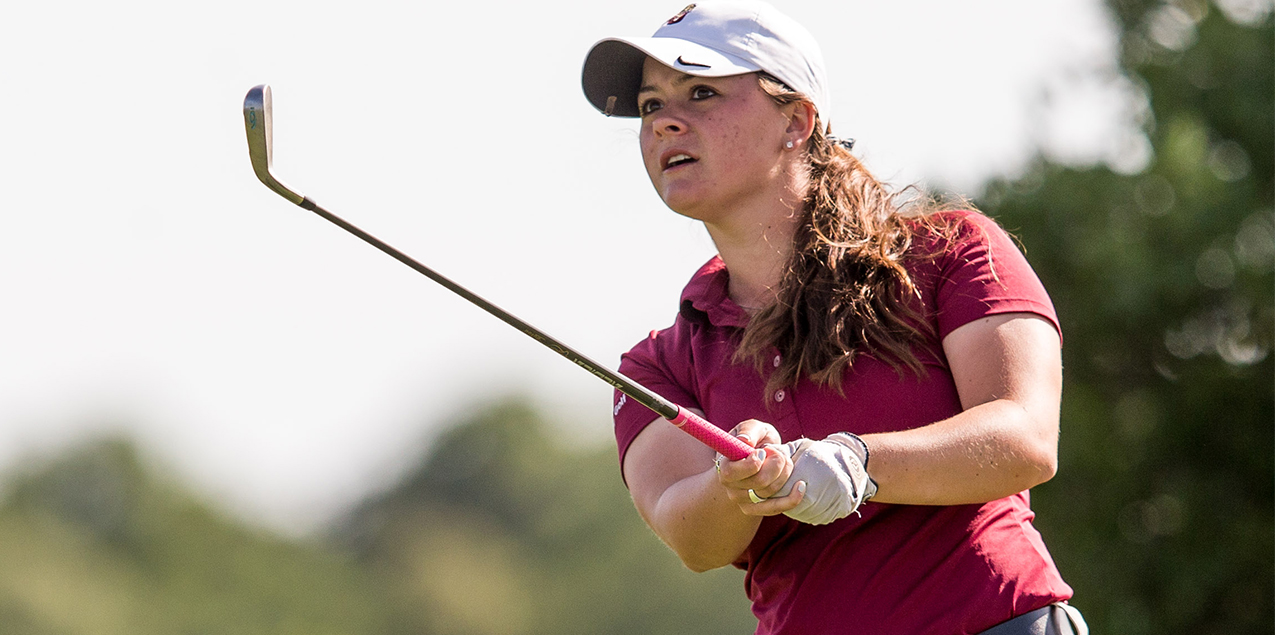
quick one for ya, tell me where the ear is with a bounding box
[784,100,818,144]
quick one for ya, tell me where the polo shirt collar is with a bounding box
[678,257,751,328]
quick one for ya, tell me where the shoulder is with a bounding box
[620,257,726,378]
[620,318,693,373]
[907,209,1015,256]
[905,209,1059,341]
[904,209,1037,281]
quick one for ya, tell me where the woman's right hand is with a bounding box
[716,419,806,517]
[622,414,801,571]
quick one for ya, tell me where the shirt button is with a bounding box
[773,355,782,368]
[775,390,786,402]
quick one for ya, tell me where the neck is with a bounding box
[704,195,802,311]
[672,148,809,310]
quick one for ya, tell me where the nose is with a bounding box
[650,111,686,138]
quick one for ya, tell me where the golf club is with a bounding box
[242,84,753,461]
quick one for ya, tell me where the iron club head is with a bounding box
[243,85,305,206]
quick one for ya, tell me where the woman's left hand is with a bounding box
[772,434,876,525]
[716,419,806,516]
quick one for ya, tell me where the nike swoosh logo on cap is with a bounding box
[675,56,711,68]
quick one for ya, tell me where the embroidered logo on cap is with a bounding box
[675,56,711,69]
[666,4,696,25]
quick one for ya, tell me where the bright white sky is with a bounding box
[0,0,1128,533]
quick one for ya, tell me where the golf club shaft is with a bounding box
[299,196,750,460]
[243,85,752,461]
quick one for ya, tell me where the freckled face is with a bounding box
[637,59,793,222]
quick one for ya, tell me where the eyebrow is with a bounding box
[637,73,700,95]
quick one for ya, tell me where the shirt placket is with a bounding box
[767,349,803,439]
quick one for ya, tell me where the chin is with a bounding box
[657,186,709,219]
[659,195,708,221]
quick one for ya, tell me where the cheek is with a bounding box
[708,123,758,169]
[638,130,661,177]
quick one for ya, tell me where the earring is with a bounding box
[785,140,794,149]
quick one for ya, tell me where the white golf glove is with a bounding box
[772,433,878,525]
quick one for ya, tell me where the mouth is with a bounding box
[662,152,698,171]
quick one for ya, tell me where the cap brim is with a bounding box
[582,37,761,117]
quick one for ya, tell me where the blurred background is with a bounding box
[0,0,1270,633]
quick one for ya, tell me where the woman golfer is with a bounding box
[582,2,1087,634]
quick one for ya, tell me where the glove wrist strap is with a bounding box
[828,432,878,502]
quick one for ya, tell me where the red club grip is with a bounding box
[668,406,754,461]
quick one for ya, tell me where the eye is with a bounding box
[639,98,663,116]
[691,85,718,100]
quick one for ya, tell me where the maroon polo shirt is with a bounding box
[613,211,1072,635]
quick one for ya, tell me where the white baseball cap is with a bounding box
[581,1,830,120]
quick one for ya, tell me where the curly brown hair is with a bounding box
[735,74,959,398]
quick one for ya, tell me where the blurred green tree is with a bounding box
[333,399,755,635]
[0,438,391,635]
[979,1,1273,634]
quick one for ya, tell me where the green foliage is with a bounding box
[0,439,392,635]
[0,408,753,635]
[978,2,1273,634]
[331,399,754,635]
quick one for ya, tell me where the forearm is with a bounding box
[863,399,1058,506]
[645,467,762,572]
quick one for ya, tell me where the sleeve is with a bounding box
[929,211,1061,342]
[612,322,701,470]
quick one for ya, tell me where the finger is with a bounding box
[731,419,782,447]
[734,446,795,497]
[722,476,771,507]
[740,480,807,517]
[723,485,759,507]
[718,447,767,483]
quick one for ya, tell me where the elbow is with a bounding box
[992,446,1055,500]
[998,451,1054,498]
[662,531,744,572]
[1024,412,1060,488]
[1025,433,1059,488]
[1033,453,1058,486]
[682,559,719,574]
[675,548,735,573]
